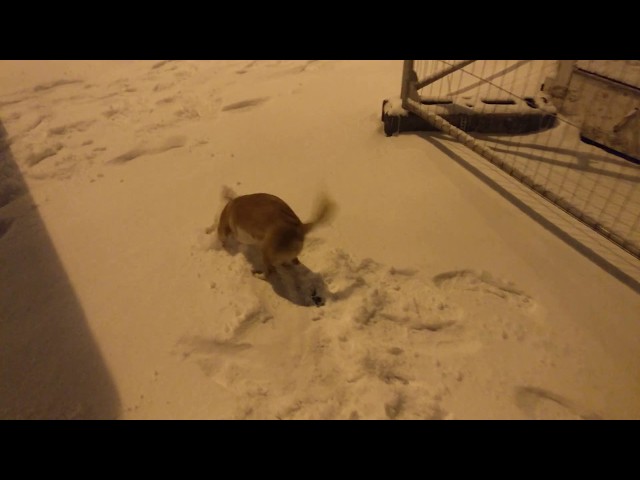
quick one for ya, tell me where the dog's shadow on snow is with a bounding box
[268,262,330,307]
[221,240,329,307]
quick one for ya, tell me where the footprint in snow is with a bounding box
[109,135,187,164]
[221,97,270,112]
[433,269,534,309]
[514,386,601,420]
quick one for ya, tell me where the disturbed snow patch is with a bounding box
[178,235,545,419]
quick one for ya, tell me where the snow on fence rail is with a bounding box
[385,60,640,260]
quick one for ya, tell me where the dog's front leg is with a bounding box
[251,251,275,280]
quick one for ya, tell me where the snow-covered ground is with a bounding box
[1,60,639,419]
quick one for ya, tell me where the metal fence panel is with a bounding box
[391,60,640,259]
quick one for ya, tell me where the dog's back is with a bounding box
[216,188,336,276]
[224,193,303,244]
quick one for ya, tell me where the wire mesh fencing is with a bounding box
[387,60,640,259]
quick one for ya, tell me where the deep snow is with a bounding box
[1,60,639,419]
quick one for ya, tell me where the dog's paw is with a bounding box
[252,269,270,281]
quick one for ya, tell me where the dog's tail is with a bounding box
[303,192,337,234]
[221,185,237,202]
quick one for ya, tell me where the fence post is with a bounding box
[545,60,575,100]
[401,60,417,107]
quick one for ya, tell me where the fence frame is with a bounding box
[394,60,640,260]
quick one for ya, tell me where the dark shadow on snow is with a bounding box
[0,119,121,419]
[267,262,330,307]
[474,135,640,182]
[419,132,640,295]
[224,241,330,307]
[477,133,640,169]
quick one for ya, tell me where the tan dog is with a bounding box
[211,187,336,277]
